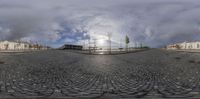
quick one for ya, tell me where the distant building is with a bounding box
[0,40,48,50]
[60,44,83,50]
[166,41,200,50]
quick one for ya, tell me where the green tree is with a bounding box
[125,35,130,52]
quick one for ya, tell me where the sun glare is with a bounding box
[97,39,106,46]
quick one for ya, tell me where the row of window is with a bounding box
[180,44,200,49]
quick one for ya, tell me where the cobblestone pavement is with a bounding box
[0,49,200,98]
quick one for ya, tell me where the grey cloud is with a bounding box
[0,0,200,47]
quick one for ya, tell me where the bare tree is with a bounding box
[119,39,122,51]
[84,33,91,54]
[135,42,137,48]
[140,43,143,48]
[107,32,112,54]
[94,38,97,52]
[88,38,91,54]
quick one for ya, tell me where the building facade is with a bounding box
[0,41,47,50]
[167,41,200,50]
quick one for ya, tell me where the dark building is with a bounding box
[60,44,83,50]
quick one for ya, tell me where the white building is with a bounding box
[167,41,200,50]
[0,41,47,50]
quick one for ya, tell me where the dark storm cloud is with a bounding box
[0,0,200,47]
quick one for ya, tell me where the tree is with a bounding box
[125,35,130,52]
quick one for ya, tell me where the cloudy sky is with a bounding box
[0,0,200,48]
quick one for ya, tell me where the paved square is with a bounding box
[0,50,200,98]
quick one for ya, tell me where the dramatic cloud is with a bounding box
[0,0,200,48]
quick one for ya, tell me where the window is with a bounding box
[197,44,200,48]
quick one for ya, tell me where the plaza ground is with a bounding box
[0,49,200,98]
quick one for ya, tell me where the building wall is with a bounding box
[0,41,47,50]
[167,42,200,50]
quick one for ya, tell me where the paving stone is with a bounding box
[0,50,199,98]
